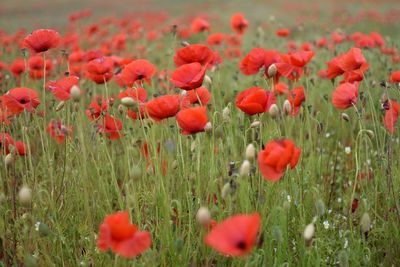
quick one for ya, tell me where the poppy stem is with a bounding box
[43,52,47,120]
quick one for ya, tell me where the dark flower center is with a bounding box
[236,240,247,250]
[19,98,29,104]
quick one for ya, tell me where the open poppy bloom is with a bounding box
[97,115,123,140]
[145,94,181,121]
[332,82,359,110]
[97,211,151,258]
[275,51,314,81]
[46,120,73,144]
[85,57,114,84]
[117,59,156,86]
[2,87,40,115]
[174,44,214,67]
[46,76,79,101]
[257,139,301,181]
[182,86,211,106]
[170,62,207,91]
[23,29,61,53]
[389,70,400,83]
[205,213,260,257]
[384,100,399,133]
[236,87,276,115]
[326,48,368,82]
[231,13,249,34]
[176,106,208,135]
[287,86,305,116]
[240,48,280,79]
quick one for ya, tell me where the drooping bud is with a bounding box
[204,75,212,86]
[55,101,65,111]
[360,212,371,237]
[303,223,315,247]
[221,182,232,199]
[5,153,14,167]
[366,130,374,139]
[18,186,32,205]
[181,41,190,47]
[121,97,136,107]
[196,207,211,226]
[250,120,261,128]
[341,113,350,122]
[245,144,255,160]
[70,85,81,101]
[269,103,279,118]
[239,160,251,176]
[268,64,277,78]
[283,100,292,114]
[204,122,212,132]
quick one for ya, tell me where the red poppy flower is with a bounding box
[0,133,14,154]
[236,87,276,115]
[15,141,28,156]
[23,29,61,53]
[332,82,359,110]
[384,100,399,134]
[46,120,73,144]
[86,96,110,121]
[145,94,181,121]
[389,71,400,83]
[174,44,214,67]
[231,13,249,34]
[257,139,301,181]
[97,211,151,258]
[170,62,207,91]
[10,58,25,78]
[28,55,52,79]
[206,33,226,46]
[276,28,290,37]
[98,115,123,140]
[273,82,289,95]
[2,87,40,115]
[46,76,79,101]
[85,57,114,84]
[240,48,280,78]
[182,86,211,106]
[117,59,156,86]
[326,48,368,81]
[191,17,210,33]
[118,87,147,103]
[205,213,260,257]
[176,106,208,135]
[275,51,314,81]
[287,86,305,116]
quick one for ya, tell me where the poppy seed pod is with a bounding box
[283,100,292,114]
[121,97,136,107]
[18,186,32,205]
[269,103,279,118]
[196,207,211,226]
[239,160,251,176]
[303,223,315,247]
[245,144,256,160]
[267,64,277,78]
[55,101,65,111]
[341,113,350,122]
[70,85,81,101]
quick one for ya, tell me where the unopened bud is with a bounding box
[283,100,292,114]
[239,160,251,176]
[245,144,255,160]
[129,165,142,180]
[70,85,81,101]
[5,153,14,167]
[181,41,190,47]
[222,106,230,122]
[303,223,315,247]
[204,75,212,86]
[366,130,374,139]
[221,182,231,199]
[55,101,65,111]
[341,113,350,122]
[18,186,32,205]
[269,104,279,118]
[204,122,212,132]
[250,120,261,128]
[118,104,124,115]
[360,212,371,236]
[121,97,135,107]
[196,207,211,225]
[268,64,277,78]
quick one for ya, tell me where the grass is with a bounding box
[1,0,400,266]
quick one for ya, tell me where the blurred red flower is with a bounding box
[332,82,359,110]
[2,87,40,115]
[23,29,61,53]
[176,106,208,135]
[236,87,276,115]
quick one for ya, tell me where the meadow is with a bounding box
[1,0,400,266]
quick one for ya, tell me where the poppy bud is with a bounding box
[245,144,256,160]
[221,182,232,199]
[338,250,349,267]
[360,212,371,237]
[315,199,325,216]
[303,223,315,247]
[366,130,374,139]
[267,64,277,78]
[341,113,350,122]
[250,120,261,128]
[268,103,279,118]
[239,160,251,176]
[204,122,212,132]
[344,147,351,154]
[204,75,212,86]
[18,186,32,205]
[181,41,190,47]
[5,153,14,167]
[196,207,211,226]
[222,106,231,122]
[121,97,135,107]
[55,101,65,111]
[70,85,81,101]
[118,104,124,115]
[283,100,292,114]
[380,93,388,103]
